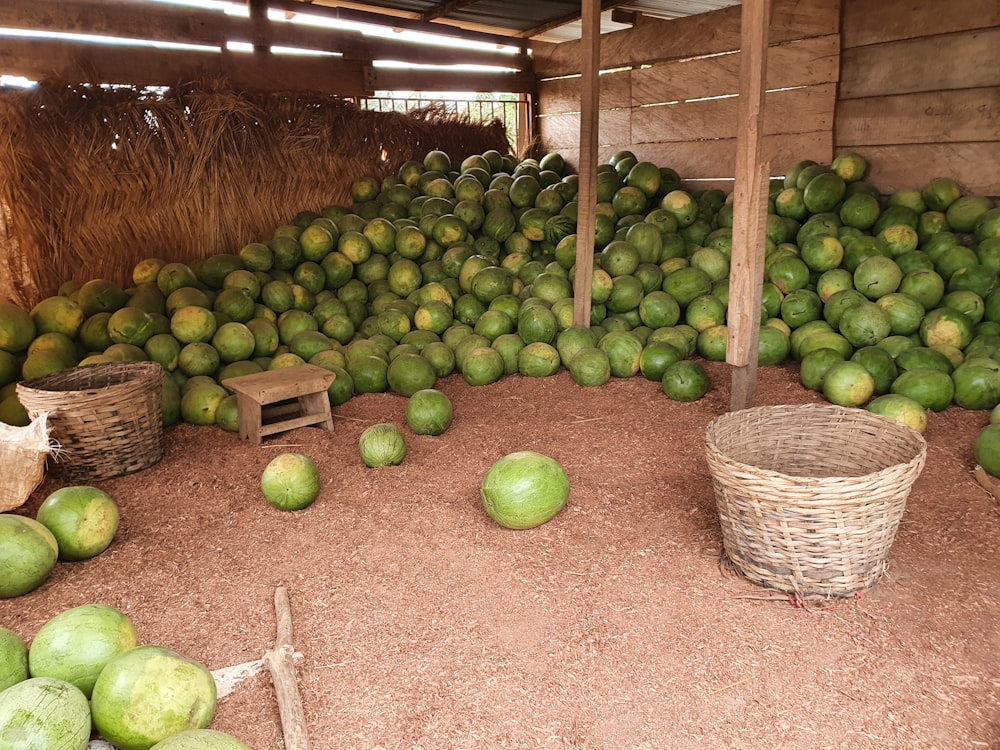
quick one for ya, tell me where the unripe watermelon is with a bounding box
[35,486,120,561]
[405,389,453,436]
[481,451,570,529]
[0,514,58,598]
[28,604,138,699]
[0,628,28,692]
[358,424,407,468]
[91,645,217,750]
[149,729,253,749]
[260,453,320,511]
[0,676,91,750]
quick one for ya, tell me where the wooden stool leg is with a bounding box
[236,394,264,445]
[297,391,334,432]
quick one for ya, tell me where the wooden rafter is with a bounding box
[419,0,480,23]
[512,0,630,40]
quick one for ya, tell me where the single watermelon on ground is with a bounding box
[481,451,570,530]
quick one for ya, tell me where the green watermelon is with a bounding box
[28,604,138,698]
[0,515,58,599]
[35,486,120,562]
[0,677,91,750]
[260,453,320,511]
[358,424,407,468]
[149,729,253,749]
[481,451,570,529]
[661,360,710,401]
[975,423,1000,477]
[405,389,453,436]
[91,645,217,750]
[568,347,612,387]
[0,628,28,692]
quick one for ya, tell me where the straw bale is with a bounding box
[0,80,510,307]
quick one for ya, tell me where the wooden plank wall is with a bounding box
[837,0,1000,197]
[532,0,840,188]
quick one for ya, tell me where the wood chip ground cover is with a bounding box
[3,362,999,749]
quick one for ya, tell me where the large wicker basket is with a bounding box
[17,362,165,482]
[704,403,927,599]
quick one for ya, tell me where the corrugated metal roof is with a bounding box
[294,0,741,42]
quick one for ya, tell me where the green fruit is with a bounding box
[851,346,899,396]
[149,729,253,749]
[867,394,928,433]
[260,453,320,511]
[974,424,1000,477]
[405,389,453,436]
[386,353,437,397]
[598,331,643,378]
[919,306,974,350]
[0,302,37,354]
[568,347,612,387]
[35,485,120,561]
[661,360,710,401]
[757,325,791,366]
[891,367,956,411]
[838,300,891,348]
[359,423,406,468]
[0,515,58,598]
[946,194,994,233]
[951,357,1000,410]
[517,342,561,377]
[461,346,504,386]
[802,171,847,213]
[0,676,91,750]
[180,382,228,425]
[481,451,570,530]
[799,347,847,392]
[91,645,217,750]
[0,628,28,692]
[639,341,685,380]
[28,604,138,698]
[822,360,875,407]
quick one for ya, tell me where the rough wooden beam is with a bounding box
[727,0,773,410]
[268,0,529,48]
[0,38,369,95]
[0,0,526,68]
[571,0,601,328]
[264,586,311,750]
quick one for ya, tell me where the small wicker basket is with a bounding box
[17,361,165,482]
[704,403,927,599]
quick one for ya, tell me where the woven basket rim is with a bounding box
[18,361,164,394]
[704,402,927,487]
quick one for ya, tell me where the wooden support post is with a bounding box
[264,586,311,750]
[727,0,772,411]
[571,0,601,328]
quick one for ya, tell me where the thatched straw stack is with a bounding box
[0,80,510,308]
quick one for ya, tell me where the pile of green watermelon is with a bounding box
[0,604,250,749]
[0,148,999,465]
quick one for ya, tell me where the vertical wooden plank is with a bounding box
[572,0,600,328]
[247,0,270,53]
[517,92,534,157]
[727,0,773,410]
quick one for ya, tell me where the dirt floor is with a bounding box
[4,360,1000,750]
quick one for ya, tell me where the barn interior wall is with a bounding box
[533,0,1000,199]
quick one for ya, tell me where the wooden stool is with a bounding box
[222,364,336,445]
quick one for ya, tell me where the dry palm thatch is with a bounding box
[0,80,510,308]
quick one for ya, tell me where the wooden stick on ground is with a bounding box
[263,586,311,750]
